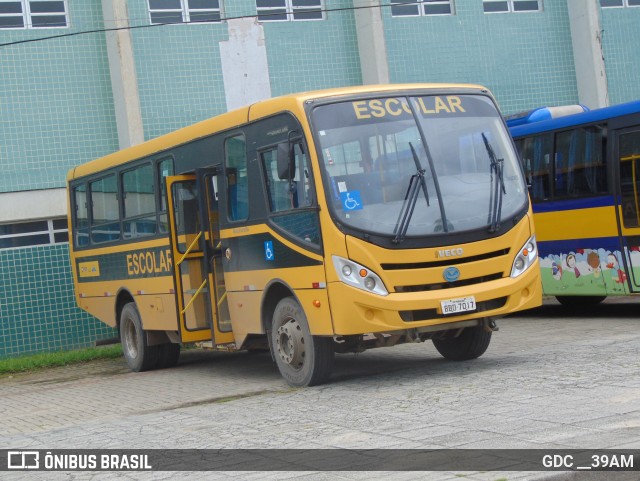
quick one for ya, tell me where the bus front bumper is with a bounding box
[327,260,541,336]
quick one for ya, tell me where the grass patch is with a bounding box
[0,344,123,375]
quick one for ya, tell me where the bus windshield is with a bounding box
[312,94,527,239]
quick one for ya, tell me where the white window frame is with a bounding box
[148,0,223,26]
[390,0,454,17]
[256,0,324,23]
[0,218,69,250]
[0,0,68,29]
[600,0,640,8]
[482,0,542,14]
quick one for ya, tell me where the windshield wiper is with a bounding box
[409,143,430,207]
[392,167,424,244]
[392,143,431,244]
[482,133,506,233]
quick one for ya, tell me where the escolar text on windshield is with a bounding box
[351,96,465,120]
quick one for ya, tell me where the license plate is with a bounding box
[440,296,476,315]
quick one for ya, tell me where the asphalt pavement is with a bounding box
[1,298,639,480]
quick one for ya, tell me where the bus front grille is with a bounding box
[399,297,508,322]
[380,249,510,271]
[394,272,503,293]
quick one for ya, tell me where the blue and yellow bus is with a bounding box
[509,100,640,306]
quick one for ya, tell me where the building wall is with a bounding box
[262,0,362,96]
[0,244,116,358]
[383,0,579,115]
[0,1,119,193]
[600,5,640,105]
[126,1,229,140]
[124,0,361,140]
[0,1,122,358]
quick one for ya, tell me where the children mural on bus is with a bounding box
[538,248,628,296]
[587,251,601,279]
[606,252,627,286]
[565,253,581,279]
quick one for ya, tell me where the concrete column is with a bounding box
[567,0,609,108]
[102,0,145,147]
[354,0,390,85]
[219,18,272,111]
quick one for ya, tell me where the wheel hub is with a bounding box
[276,318,305,369]
[123,318,138,359]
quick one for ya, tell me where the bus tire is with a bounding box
[120,302,158,372]
[556,295,606,307]
[432,324,492,361]
[271,297,334,387]
[156,343,180,369]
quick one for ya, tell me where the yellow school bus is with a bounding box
[67,84,541,387]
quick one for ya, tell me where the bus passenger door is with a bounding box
[166,175,218,343]
[196,168,234,344]
[615,127,640,293]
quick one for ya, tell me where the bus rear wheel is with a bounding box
[271,297,334,387]
[120,302,158,372]
[555,295,606,307]
[432,324,492,361]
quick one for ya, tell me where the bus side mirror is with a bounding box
[277,142,295,180]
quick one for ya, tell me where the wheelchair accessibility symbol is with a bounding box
[340,190,363,211]
[264,240,275,261]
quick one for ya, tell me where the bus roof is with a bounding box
[505,104,589,128]
[68,83,487,181]
[509,99,640,138]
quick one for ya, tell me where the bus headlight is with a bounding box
[510,235,538,278]
[332,256,388,296]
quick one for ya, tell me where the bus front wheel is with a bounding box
[432,324,492,361]
[156,343,180,369]
[120,302,158,372]
[271,297,334,387]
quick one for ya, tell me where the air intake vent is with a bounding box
[395,273,503,293]
[381,248,510,270]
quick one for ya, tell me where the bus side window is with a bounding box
[122,163,156,239]
[293,143,313,207]
[619,130,640,227]
[89,174,120,244]
[262,149,291,212]
[556,126,606,198]
[225,135,248,222]
[158,158,174,233]
[73,184,89,247]
[261,142,320,245]
[519,134,552,201]
[173,183,201,253]
[581,125,607,195]
[262,142,313,212]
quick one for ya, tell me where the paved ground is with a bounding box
[1,298,640,480]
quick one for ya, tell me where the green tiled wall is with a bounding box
[382,0,579,115]
[0,244,116,359]
[261,0,361,96]
[125,0,361,140]
[600,6,640,105]
[126,0,229,140]
[0,0,119,194]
